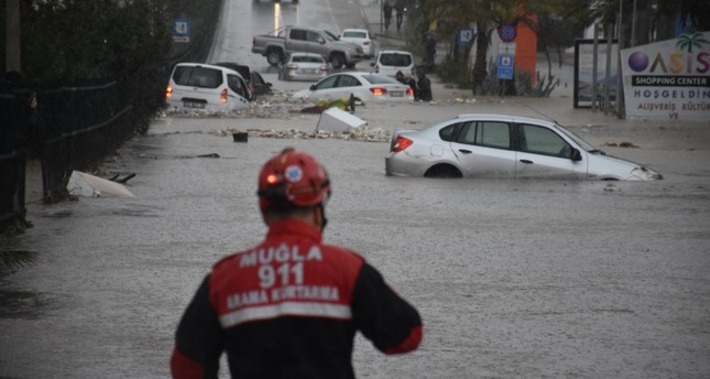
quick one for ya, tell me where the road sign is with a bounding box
[497,54,514,80]
[173,18,191,43]
[498,24,517,43]
[457,27,475,46]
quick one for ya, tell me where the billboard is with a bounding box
[620,32,710,121]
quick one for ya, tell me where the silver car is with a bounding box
[278,52,330,82]
[385,113,663,180]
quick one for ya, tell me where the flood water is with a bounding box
[1,114,710,378]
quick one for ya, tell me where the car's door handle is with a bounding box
[520,159,533,164]
[458,149,472,154]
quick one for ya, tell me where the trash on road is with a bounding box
[316,107,366,132]
[66,170,135,198]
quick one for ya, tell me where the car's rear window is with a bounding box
[343,31,367,38]
[379,53,412,66]
[361,75,400,84]
[173,66,223,88]
[293,56,324,63]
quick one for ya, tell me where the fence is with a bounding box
[0,0,223,235]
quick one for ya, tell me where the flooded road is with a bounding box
[1,110,710,377]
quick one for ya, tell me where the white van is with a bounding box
[165,63,251,112]
[371,50,415,77]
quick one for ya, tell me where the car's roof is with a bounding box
[453,113,558,126]
[342,28,368,32]
[378,50,413,55]
[174,62,245,78]
[288,52,323,57]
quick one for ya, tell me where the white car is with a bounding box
[385,113,663,180]
[165,63,251,112]
[279,52,330,81]
[371,50,415,77]
[339,28,374,58]
[293,72,414,103]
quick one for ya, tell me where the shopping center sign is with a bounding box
[620,31,710,121]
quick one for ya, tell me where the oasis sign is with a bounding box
[620,31,710,121]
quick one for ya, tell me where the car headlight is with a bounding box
[631,167,662,180]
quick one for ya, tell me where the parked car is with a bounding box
[339,28,374,58]
[385,113,663,180]
[251,26,363,69]
[213,62,273,98]
[165,63,251,111]
[278,52,330,81]
[371,50,415,77]
[292,72,414,103]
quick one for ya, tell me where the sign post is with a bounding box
[172,18,191,43]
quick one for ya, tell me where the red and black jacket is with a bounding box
[171,219,423,379]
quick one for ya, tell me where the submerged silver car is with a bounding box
[278,52,330,82]
[385,113,662,180]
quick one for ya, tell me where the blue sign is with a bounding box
[457,27,475,46]
[173,18,191,42]
[498,24,517,43]
[497,54,514,80]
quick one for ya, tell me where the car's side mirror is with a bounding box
[267,82,273,87]
[571,148,582,161]
[310,85,316,91]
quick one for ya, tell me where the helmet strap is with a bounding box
[316,204,328,232]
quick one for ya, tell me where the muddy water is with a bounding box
[1,119,709,378]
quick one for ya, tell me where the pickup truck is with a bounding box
[251,26,364,69]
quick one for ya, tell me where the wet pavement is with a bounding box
[2,0,710,377]
[2,101,710,377]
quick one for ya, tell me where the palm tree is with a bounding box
[676,32,710,53]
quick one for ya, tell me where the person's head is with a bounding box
[257,147,331,231]
[395,71,404,80]
[417,71,426,79]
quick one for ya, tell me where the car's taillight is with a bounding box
[220,88,228,104]
[319,65,329,72]
[392,136,413,152]
[406,87,414,97]
[165,85,173,99]
[370,87,387,96]
[287,63,298,70]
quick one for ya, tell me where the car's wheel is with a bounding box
[330,54,345,70]
[424,164,462,178]
[266,49,283,66]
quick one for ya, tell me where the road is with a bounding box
[1,0,710,378]
[208,0,374,70]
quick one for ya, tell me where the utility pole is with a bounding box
[6,0,22,75]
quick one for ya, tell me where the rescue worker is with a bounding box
[416,71,432,102]
[170,147,423,379]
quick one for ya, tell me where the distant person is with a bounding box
[416,71,432,102]
[425,33,437,69]
[383,1,393,31]
[171,148,423,379]
[394,0,405,32]
[395,70,407,84]
[396,70,417,99]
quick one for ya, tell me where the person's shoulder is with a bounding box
[321,243,367,264]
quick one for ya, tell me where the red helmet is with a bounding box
[257,148,331,210]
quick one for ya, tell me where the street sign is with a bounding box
[497,54,514,80]
[457,27,475,46]
[498,24,517,43]
[173,18,191,43]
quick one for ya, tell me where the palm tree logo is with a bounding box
[676,32,709,53]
